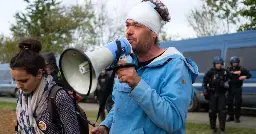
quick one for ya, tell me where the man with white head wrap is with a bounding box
[92,0,199,134]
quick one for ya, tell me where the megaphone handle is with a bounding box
[115,63,136,70]
[106,63,136,71]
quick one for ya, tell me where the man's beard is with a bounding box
[133,43,151,57]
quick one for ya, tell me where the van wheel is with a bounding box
[188,95,199,112]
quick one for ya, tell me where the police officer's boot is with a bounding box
[219,110,226,133]
[209,110,217,134]
[226,115,234,122]
[235,104,241,123]
[235,117,240,123]
[211,128,217,134]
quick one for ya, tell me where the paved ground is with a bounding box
[0,97,16,103]
[1,97,256,129]
[79,102,99,111]
[186,112,256,129]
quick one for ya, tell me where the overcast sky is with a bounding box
[0,0,207,39]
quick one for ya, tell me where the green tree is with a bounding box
[0,35,18,63]
[158,28,180,42]
[10,0,95,53]
[238,0,256,31]
[206,0,239,32]
[75,0,126,51]
[73,0,99,50]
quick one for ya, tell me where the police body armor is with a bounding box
[208,69,229,94]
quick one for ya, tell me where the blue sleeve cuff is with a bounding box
[99,107,114,129]
[129,79,151,101]
[100,120,112,129]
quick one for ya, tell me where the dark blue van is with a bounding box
[160,30,256,112]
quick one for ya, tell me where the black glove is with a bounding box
[203,88,210,100]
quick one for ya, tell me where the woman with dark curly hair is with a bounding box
[11,38,80,134]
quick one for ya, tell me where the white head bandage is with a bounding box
[127,1,163,34]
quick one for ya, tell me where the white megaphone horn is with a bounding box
[59,38,133,95]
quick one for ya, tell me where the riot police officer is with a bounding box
[226,56,251,123]
[203,56,229,134]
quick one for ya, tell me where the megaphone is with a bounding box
[59,38,132,95]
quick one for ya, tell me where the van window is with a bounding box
[0,70,12,80]
[183,50,221,73]
[225,46,256,70]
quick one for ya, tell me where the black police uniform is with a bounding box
[226,65,251,122]
[203,68,229,132]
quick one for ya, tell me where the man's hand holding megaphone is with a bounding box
[116,60,141,88]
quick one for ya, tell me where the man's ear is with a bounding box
[37,69,44,79]
[151,32,158,43]
[152,32,157,39]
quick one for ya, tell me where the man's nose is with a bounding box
[126,26,134,36]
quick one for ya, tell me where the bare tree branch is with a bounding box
[186,4,228,37]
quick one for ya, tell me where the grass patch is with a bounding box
[0,101,100,124]
[0,101,16,110]
[186,122,256,134]
[85,111,256,134]
[1,102,255,134]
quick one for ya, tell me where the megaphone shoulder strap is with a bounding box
[85,58,93,97]
[96,40,123,122]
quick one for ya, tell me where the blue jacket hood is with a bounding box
[146,47,199,83]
